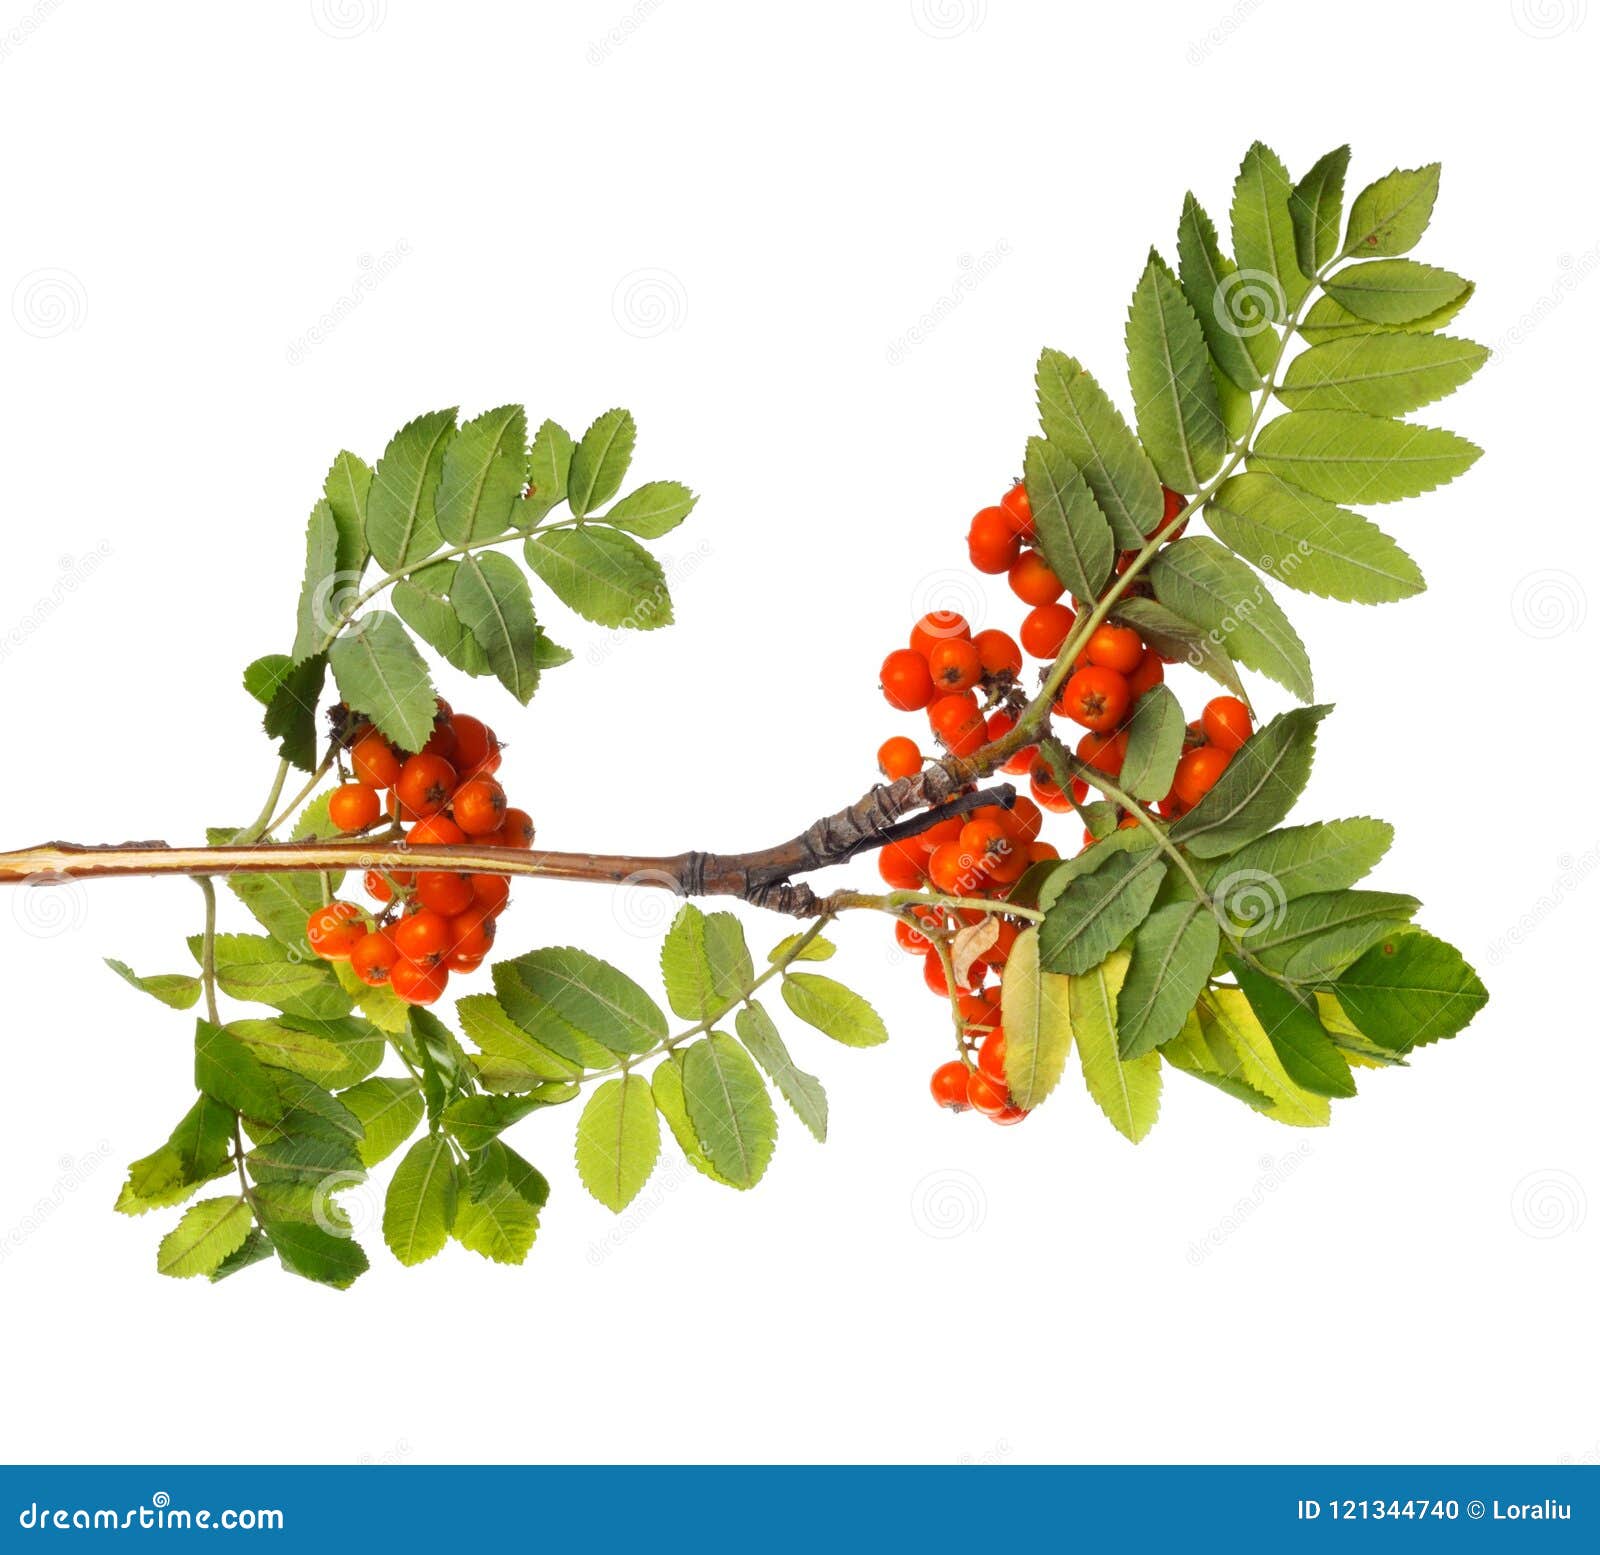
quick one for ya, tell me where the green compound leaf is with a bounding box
[328,610,437,752]
[523,418,574,521]
[1119,684,1187,803]
[116,1095,236,1216]
[383,1135,458,1267]
[1035,348,1162,547]
[106,958,201,1012]
[660,904,753,1024]
[450,550,545,705]
[575,1074,660,1213]
[156,1196,253,1280]
[1333,930,1488,1052]
[525,526,672,630]
[1150,535,1313,701]
[735,1002,827,1143]
[1251,410,1481,505]
[603,480,698,538]
[1343,163,1440,257]
[1204,472,1424,604]
[680,1033,778,1190]
[1176,192,1268,392]
[1115,902,1220,1060]
[1039,848,1167,976]
[323,449,373,573]
[365,408,456,571]
[1230,956,1355,1099]
[566,407,636,518]
[1126,249,1226,493]
[1230,140,1308,319]
[1023,435,1115,601]
[1323,259,1471,326]
[338,1077,424,1167]
[1289,144,1350,278]
[435,403,527,546]
[1170,705,1330,859]
[999,926,1073,1111]
[780,973,889,1048]
[1071,950,1161,1142]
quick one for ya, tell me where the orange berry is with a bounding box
[394,754,457,818]
[407,814,465,848]
[393,909,451,966]
[415,871,475,916]
[1076,728,1129,777]
[928,637,983,693]
[909,612,971,657]
[930,1060,972,1111]
[328,783,381,834]
[1083,623,1144,674]
[1055,666,1132,732]
[499,808,535,849]
[470,873,511,913]
[1201,695,1253,754]
[349,732,403,790]
[1126,646,1164,699]
[1173,745,1231,807]
[877,840,927,890]
[877,735,923,782]
[967,506,1021,573]
[973,629,1023,678]
[452,777,507,837]
[1019,603,1076,659]
[391,958,448,1006]
[1008,550,1065,606]
[306,902,365,959]
[1000,480,1034,540]
[351,931,399,987]
[881,647,935,711]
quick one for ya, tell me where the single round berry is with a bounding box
[415,871,475,917]
[306,901,365,959]
[391,958,449,1006]
[451,715,501,779]
[965,1069,1010,1117]
[395,754,457,818]
[1201,695,1253,754]
[1172,744,1231,807]
[1056,665,1132,732]
[1008,550,1065,606]
[446,906,497,962]
[328,783,381,834]
[1000,480,1034,540]
[498,808,536,849]
[1083,623,1144,674]
[977,1028,1007,1088]
[928,637,984,693]
[470,873,511,913]
[1126,646,1164,699]
[877,735,923,782]
[1019,602,1076,659]
[972,629,1023,679]
[452,777,507,837]
[881,647,935,711]
[407,814,465,848]
[967,505,1021,573]
[1076,728,1129,777]
[930,1060,972,1111]
[910,612,971,657]
[351,930,400,987]
[393,909,451,966]
[349,732,403,790]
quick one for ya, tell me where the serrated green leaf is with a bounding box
[261,653,327,772]
[604,480,697,538]
[523,418,573,521]
[1230,140,1308,318]
[194,1019,289,1122]
[490,963,616,1071]
[1071,950,1160,1142]
[328,610,437,752]
[441,1092,567,1152]
[226,1018,349,1085]
[244,653,293,707]
[259,1212,368,1289]
[1193,989,1334,1126]
[245,1128,362,1188]
[999,926,1073,1110]
[156,1196,253,1279]
[1110,597,1251,703]
[1116,902,1220,1059]
[1289,145,1350,278]
[1278,332,1488,416]
[115,1095,236,1216]
[735,1002,827,1143]
[1299,284,1475,345]
[435,403,526,546]
[1035,348,1162,547]
[1039,848,1167,976]
[382,1135,457,1266]
[575,1074,660,1212]
[1343,163,1440,257]
[338,1077,424,1166]
[1126,249,1227,493]
[455,994,581,1080]
[652,1054,738,1183]
[323,450,373,575]
[1252,410,1481,505]
[1207,818,1394,908]
[1120,685,1187,803]
[1023,435,1115,600]
[1159,1012,1278,1111]
[450,550,544,704]
[1176,192,1268,392]
[1243,890,1420,981]
[192,933,354,1021]
[208,1227,275,1283]
[1205,472,1424,603]
[503,948,667,1056]
[453,1170,540,1264]
[106,958,201,1011]
[1324,259,1470,326]
[392,560,492,677]
[766,933,835,964]
[1333,930,1487,1052]
[660,904,753,1023]
[1150,535,1313,700]
[780,973,889,1047]
[365,408,456,570]
[223,867,333,952]
[1170,705,1330,858]
[1230,956,1354,1098]
[524,526,672,630]
[292,499,342,661]
[566,408,636,518]
[680,1033,777,1189]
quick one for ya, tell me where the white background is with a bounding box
[1,0,1594,1467]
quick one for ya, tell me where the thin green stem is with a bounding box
[196,876,221,1025]
[240,761,290,847]
[256,750,339,842]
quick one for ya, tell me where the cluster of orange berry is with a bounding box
[304,700,533,1005]
[874,479,1256,1122]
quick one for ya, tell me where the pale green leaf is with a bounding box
[157,1196,253,1279]
[1071,950,1161,1142]
[999,926,1073,1110]
[1343,163,1440,257]
[1230,140,1308,317]
[735,1002,827,1143]
[1278,333,1488,416]
[383,1135,457,1266]
[566,408,635,517]
[660,905,753,1023]
[1251,410,1481,504]
[604,480,697,538]
[780,973,889,1047]
[525,526,672,630]
[1324,259,1470,326]
[680,1033,778,1189]
[575,1074,660,1212]
[338,1077,425,1166]
[106,958,200,1011]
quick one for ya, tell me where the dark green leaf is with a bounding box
[1206,818,1394,905]
[1120,685,1186,803]
[1023,435,1115,600]
[450,550,544,704]
[323,450,373,576]
[1039,848,1166,975]
[1289,145,1350,278]
[1116,902,1220,1059]
[1333,931,1487,1051]
[365,408,456,570]
[328,610,437,752]
[1229,956,1355,1098]
[435,403,526,545]
[392,560,492,677]
[115,1095,236,1215]
[1110,597,1251,702]
[1176,192,1268,392]
[504,947,667,1055]
[261,653,327,772]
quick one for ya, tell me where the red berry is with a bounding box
[328,783,381,834]
[1019,603,1076,659]
[1008,550,1065,606]
[395,754,457,818]
[999,480,1034,540]
[1173,745,1231,807]
[391,958,449,1006]
[910,612,971,657]
[349,732,403,790]
[452,777,507,837]
[1083,623,1144,674]
[306,901,366,959]
[881,647,935,711]
[1201,695,1253,754]
[877,735,923,782]
[1056,666,1132,733]
[351,930,399,987]
[930,1060,972,1111]
[928,638,983,693]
